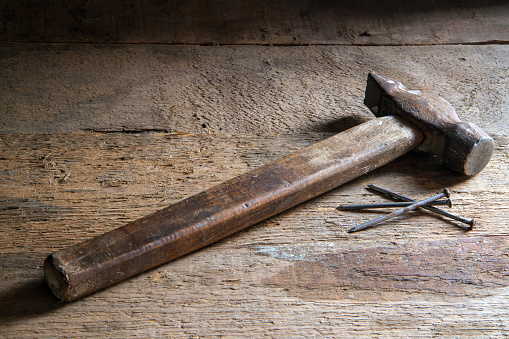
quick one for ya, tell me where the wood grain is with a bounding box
[44,116,422,301]
[1,43,507,136]
[1,131,508,337]
[1,0,508,45]
[1,2,508,335]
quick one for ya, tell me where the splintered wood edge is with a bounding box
[44,254,72,302]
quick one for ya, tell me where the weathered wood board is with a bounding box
[1,131,508,337]
[1,10,508,335]
[1,43,508,136]
[1,0,508,45]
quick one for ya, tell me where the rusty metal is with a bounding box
[367,184,475,230]
[337,199,451,210]
[347,189,451,233]
[365,72,494,176]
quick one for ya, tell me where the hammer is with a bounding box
[44,72,494,301]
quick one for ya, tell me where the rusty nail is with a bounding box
[347,189,451,233]
[337,199,451,211]
[366,185,475,230]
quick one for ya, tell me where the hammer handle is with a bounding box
[44,116,423,301]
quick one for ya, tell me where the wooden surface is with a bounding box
[1,2,509,337]
[1,0,509,45]
[1,131,508,337]
[1,43,507,136]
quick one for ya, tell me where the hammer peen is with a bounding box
[44,72,494,301]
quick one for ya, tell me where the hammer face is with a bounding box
[444,122,495,176]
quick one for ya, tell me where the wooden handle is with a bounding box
[44,116,423,301]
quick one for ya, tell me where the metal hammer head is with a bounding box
[364,72,494,176]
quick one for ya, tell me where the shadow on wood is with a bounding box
[0,278,63,322]
[315,115,373,134]
[1,0,507,45]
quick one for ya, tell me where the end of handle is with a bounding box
[44,254,73,302]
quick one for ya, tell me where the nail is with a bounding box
[347,189,451,233]
[337,199,452,210]
[367,185,475,230]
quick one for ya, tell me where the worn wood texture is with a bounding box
[1,0,508,45]
[1,43,507,136]
[1,131,508,337]
[45,116,422,301]
[1,19,508,335]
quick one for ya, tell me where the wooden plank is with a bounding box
[1,0,508,45]
[1,131,508,337]
[1,43,508,136]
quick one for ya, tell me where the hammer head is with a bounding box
[364,72,494,176]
